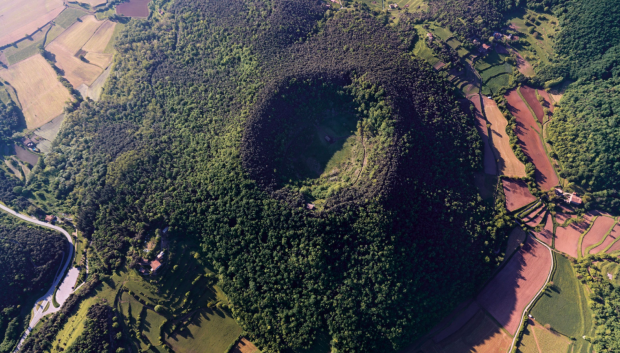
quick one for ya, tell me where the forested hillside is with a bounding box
[0,212,67,352]
[33,0,510,351]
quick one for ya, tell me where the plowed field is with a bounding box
[477,236,552,335]
[468,95,497,175]
[483,96,526,177]
[591,224,620,254]
[526,209,546,227]
[520,86,545,123]
[534,214,554,246]
[503,178,536,212]
[555,214,593,258]
[581,216,616,257]
[505,89,558,190]
[0,54,72,128]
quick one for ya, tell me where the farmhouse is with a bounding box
[45,215,56,223]
[481,43,491,54]
[150,259,162,273]
[493,32,503,40]
[568,193,582,206]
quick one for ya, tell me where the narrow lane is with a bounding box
[0,204,76,353]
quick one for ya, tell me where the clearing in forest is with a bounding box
[418,309,511,353]
[502,178,536,212]
[514,52,535,77]
[0,54,72,129]
[477,236,552,335]
[46,15,112,88]
[554,213,594,258]
[520,86,545,123]
[482,96,526,177]
[468,96,496,175]
[529,254,592,351]
[505,89,558,191]
[581,216,616,256]
[166,308,242,353]
[0,0,65,47]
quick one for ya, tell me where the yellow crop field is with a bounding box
[483,96,527,177]
[0,54,71,129]
[0,0,65,47]
[82,20,116,53]
[46,15,109,88]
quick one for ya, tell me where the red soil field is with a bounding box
[537,89,554,113]
[554,214,594,258]
[477,236,552,335]
[116,0,151,18]
[555,204,578,225]
[505,89,559,190]
[503,178,536,212]
[534,214,554,246]
[519,86,545,123]
[590,223,620,254]
[605,225,620,254]
[468,96,497,175]
[526,209,546,227]
[581,216,616,256]
[523,202,544,219]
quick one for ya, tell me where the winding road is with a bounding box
[0,204,77,353]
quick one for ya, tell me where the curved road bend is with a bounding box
[0,204,75,353]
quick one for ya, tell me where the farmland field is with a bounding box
[502,227,527,266]
[477,236,551,335]
[581,215,616,256]
[231,338,260,353]
[554,214,593,258]
[520,86,544,123]
[82,20,116,54]
[530,254,590,338]
[0,0,65,47]
[0,54,72,128]
[140,307,166,346]
[483,97,527,177]
[54,7,88,29]
[116,0,151,18]
[417,309,511,353]
[514,52,535,77]
[590,223,620,254]
[46,15,110,87]
[502,178,536,212]
[505,89,558,191]
[468,96,497,175]
[1,23,53,65]
[533,214,553,246]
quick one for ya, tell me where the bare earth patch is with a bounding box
[520,86,545,123]
[590,224,620,254]
[0,54,72,128]
[582,216,616,256]
[230,338,260,353]
[505,89,558,191]
[503,178,536,212]
[533,214,554,247]
[554,213,594,258]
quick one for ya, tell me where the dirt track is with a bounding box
[477,236,552,335]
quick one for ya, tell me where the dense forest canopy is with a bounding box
[30,0,512,351]
[0,213,67,352]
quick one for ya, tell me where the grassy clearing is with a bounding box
[517,324,539,353]
[482,74,512,96]
[141,307,167,345]
[51,281,119,353]
[508,10,559,68]
[104,22,125,54]
[412,25,440,66]
[167,309,242,353]
[55,8,89,29]
[532,324,571,353]
[530,253,591,352]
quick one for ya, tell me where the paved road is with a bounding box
[0,204,76,353]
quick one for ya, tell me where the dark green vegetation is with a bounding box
[530,254,592,351]
[65,304,120,353]
[573,254,620,352]
[26,0,513,351]
[0,212,67,353]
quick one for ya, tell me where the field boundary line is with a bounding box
[507,234,554,353]
[584,218,618,256]
[577,216,598,259]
